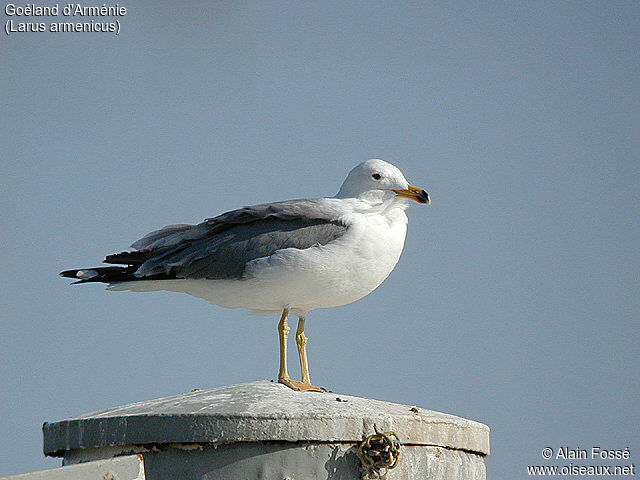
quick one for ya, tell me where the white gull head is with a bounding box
[336,159,430,205]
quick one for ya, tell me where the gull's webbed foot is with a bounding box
[278,376,326,392]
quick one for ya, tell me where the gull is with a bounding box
[61,159,430,392]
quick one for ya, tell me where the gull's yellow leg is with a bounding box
[277,308,296,388]
[295,316,324,392]
[296,316,311,384]
[277,309,324,392]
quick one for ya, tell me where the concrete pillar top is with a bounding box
[43,380,489,458]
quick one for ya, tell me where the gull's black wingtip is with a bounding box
[58,265,160,283]
[60,269,80,279]
[59,269,88,284]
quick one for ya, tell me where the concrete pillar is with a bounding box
[40,381,489,479]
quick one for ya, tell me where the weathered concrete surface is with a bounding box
[136,443,484,480]
[0,454,144,480]
[44,380,489,458]
[59,443,485,480]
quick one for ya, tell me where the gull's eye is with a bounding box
[372,173,382,180]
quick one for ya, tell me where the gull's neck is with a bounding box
[333,190,409,215]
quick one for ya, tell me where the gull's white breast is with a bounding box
[238,207,409,314]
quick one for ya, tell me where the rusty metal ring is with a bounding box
[358,424,401,472]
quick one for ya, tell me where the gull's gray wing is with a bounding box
[104,199,348,281]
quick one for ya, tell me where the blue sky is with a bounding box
[2,2,638,477]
